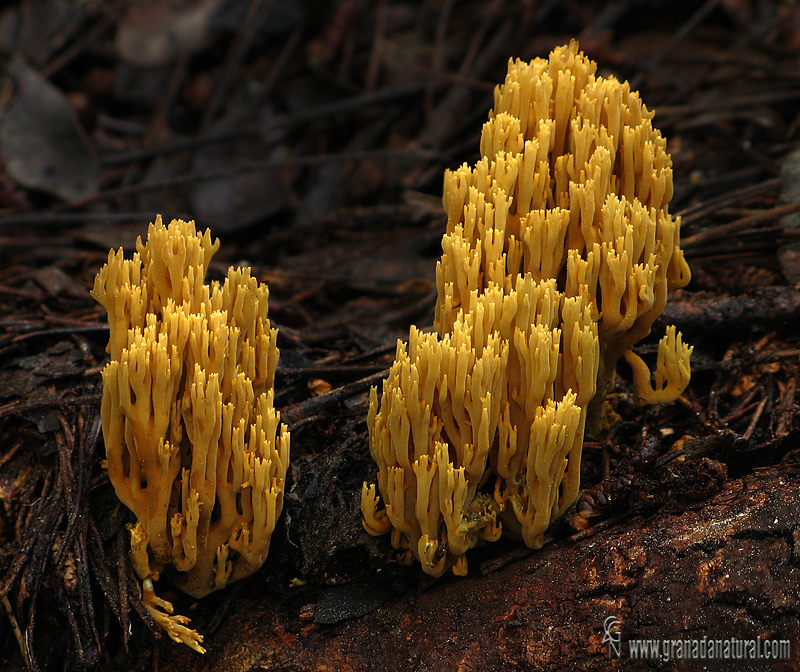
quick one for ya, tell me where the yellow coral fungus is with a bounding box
[362,318,508,576]
[435,40,692,434]
[92,216,289,652]
[623,325,693,404]
[363,41,692,575]
[364,278,598,573]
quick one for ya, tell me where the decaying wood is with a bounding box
[159,458,800,672]
[657,286,800,337]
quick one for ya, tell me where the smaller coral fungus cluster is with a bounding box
[362,41,693,576]
[92,216,289,652]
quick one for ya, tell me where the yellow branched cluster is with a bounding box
[363,277,599,574]
[92,216,290,652]
[363,41,692,576]
[362,318,508,577]
[436,40,692,432]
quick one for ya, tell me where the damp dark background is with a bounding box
[1,1,799,670]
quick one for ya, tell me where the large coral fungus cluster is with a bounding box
[92,216,289,652]
[436,40,692,431]
[363,41,692,576]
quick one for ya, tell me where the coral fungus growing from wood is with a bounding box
[92,216,289,652]
[363,41,692,575]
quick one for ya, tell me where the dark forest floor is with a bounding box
[1,1,800,670]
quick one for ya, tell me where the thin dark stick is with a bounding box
[278,363,389,378]
[365,0,387,91]
[100,83,431,167]
[479,545,534,576]
[677,177,781,225]
[568,513,631,543]
[682,201,800,248]
[658,90,800,120]
[151,53,189,136]
[0,395,102,422]
[41,8,119,78]
[282,369,389,426]
[0,212,162,228]
[262,23,304,99]
[630,0,721,90]
[202,0,276,130]
[8,324,109,344]
[432,0,454,75]
[339,342,398,364]
[419,10,511,149]
[112,532,131,650]
[57,147,442,211]
[1,595,26,667]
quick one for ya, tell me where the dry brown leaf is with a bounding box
[115,0,223,67]
[0,58,99,200]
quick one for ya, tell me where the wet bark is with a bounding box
[161,458,800,672]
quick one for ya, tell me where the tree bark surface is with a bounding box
[162,460,800,672]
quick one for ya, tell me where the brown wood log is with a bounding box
[161,457,800,672]
[656,286,800,338]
